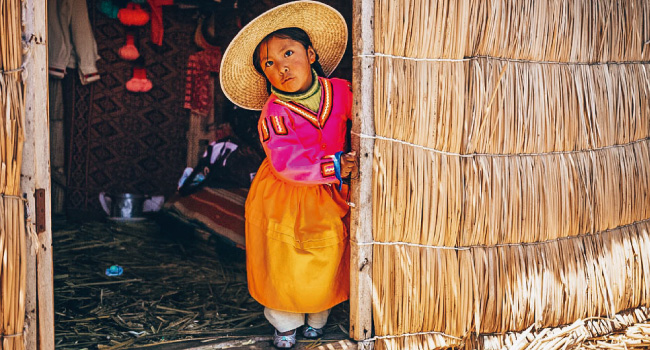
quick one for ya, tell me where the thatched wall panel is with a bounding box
[372,222,650,348]
[375,0,650,62]
[373,139,650,247]
[370,0,650,347]
[375,58,650,154]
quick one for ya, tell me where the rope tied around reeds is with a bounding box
[0,330,25,339]
[0,194,26,201]
[355,216,650,251]
[364,330,464,341]
[356,53,650,66]
[0,66,23,75]
[354,133,650,158]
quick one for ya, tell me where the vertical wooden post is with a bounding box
[350,0,374,347]
[21,0,54,348]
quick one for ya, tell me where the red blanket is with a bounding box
[163,187,248,249]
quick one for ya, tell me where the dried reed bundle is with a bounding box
[375,0,650,63]
[480,307,650,350]
[372,222,650,350]
[579,322,650,349]
[1,0,27,346]
[372,138,650,246]
[374,57,650,154]
[0,0,25,196]
[0,198,26,350]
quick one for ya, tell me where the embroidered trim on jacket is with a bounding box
[318,78,333,127]
[320,161,336,177]
[275,100,319,128]
[260,118,270,142]
[270,115,288,135]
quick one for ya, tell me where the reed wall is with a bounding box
[0,0,27,347]
[370,0,650,348]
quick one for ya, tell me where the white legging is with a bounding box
[264,307,331,333]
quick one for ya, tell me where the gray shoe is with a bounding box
[273,329,297,349]
[302,326,324,339]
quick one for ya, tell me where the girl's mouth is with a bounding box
[282,77,293,83]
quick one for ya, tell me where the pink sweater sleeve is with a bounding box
[259,111,339,185]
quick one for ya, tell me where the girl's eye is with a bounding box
[285,50,293,57]
[264,61,274,68]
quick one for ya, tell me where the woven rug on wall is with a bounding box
[66,5,198,215]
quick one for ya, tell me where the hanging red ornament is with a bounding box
[126,67,152,92]
[118,3,150,26]
[118,34,140,60]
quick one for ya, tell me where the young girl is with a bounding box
[219,1,355,348]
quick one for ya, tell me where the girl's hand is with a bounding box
[339,151,358,178]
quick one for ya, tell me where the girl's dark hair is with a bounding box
[252,27,326,93]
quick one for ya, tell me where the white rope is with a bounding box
[356,52,650,66]
[353,132,650,158]
[0,66,24,75]
[357,240,469,250]
[353,218,650,251]
[0,194,26,202]
[1,330,25,338]
[361,330,465,342]
[356,53,471,62]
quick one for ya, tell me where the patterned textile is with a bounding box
[163,187,248,248]
[66,4,197,214]
[183,47,222,116]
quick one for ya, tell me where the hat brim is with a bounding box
[219,1,348,110]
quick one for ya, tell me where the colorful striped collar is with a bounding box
[273,77,333,129]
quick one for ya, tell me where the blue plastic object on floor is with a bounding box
[105,265,123,276]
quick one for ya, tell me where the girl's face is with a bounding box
[258,36,316,93]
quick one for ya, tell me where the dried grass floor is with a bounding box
[54,216,352,350]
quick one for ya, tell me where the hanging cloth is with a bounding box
[183,16,222,116]
[147,0,174,45]
[48,0,101,84]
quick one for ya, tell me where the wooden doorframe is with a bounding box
[350,0,375,348]
[21,0,54,348]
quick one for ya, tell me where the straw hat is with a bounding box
[219,1,348,110]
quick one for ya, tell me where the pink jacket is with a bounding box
[258,77,353,185]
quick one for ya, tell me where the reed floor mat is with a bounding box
[53,217,350,349]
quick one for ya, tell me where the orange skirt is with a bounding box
[245,159,350,313]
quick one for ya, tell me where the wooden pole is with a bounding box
[21,0,54,347]
[350,0,375,347]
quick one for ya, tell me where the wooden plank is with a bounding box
[20,0,54,347]
[21,2,37,349]
[349,0,375,343]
